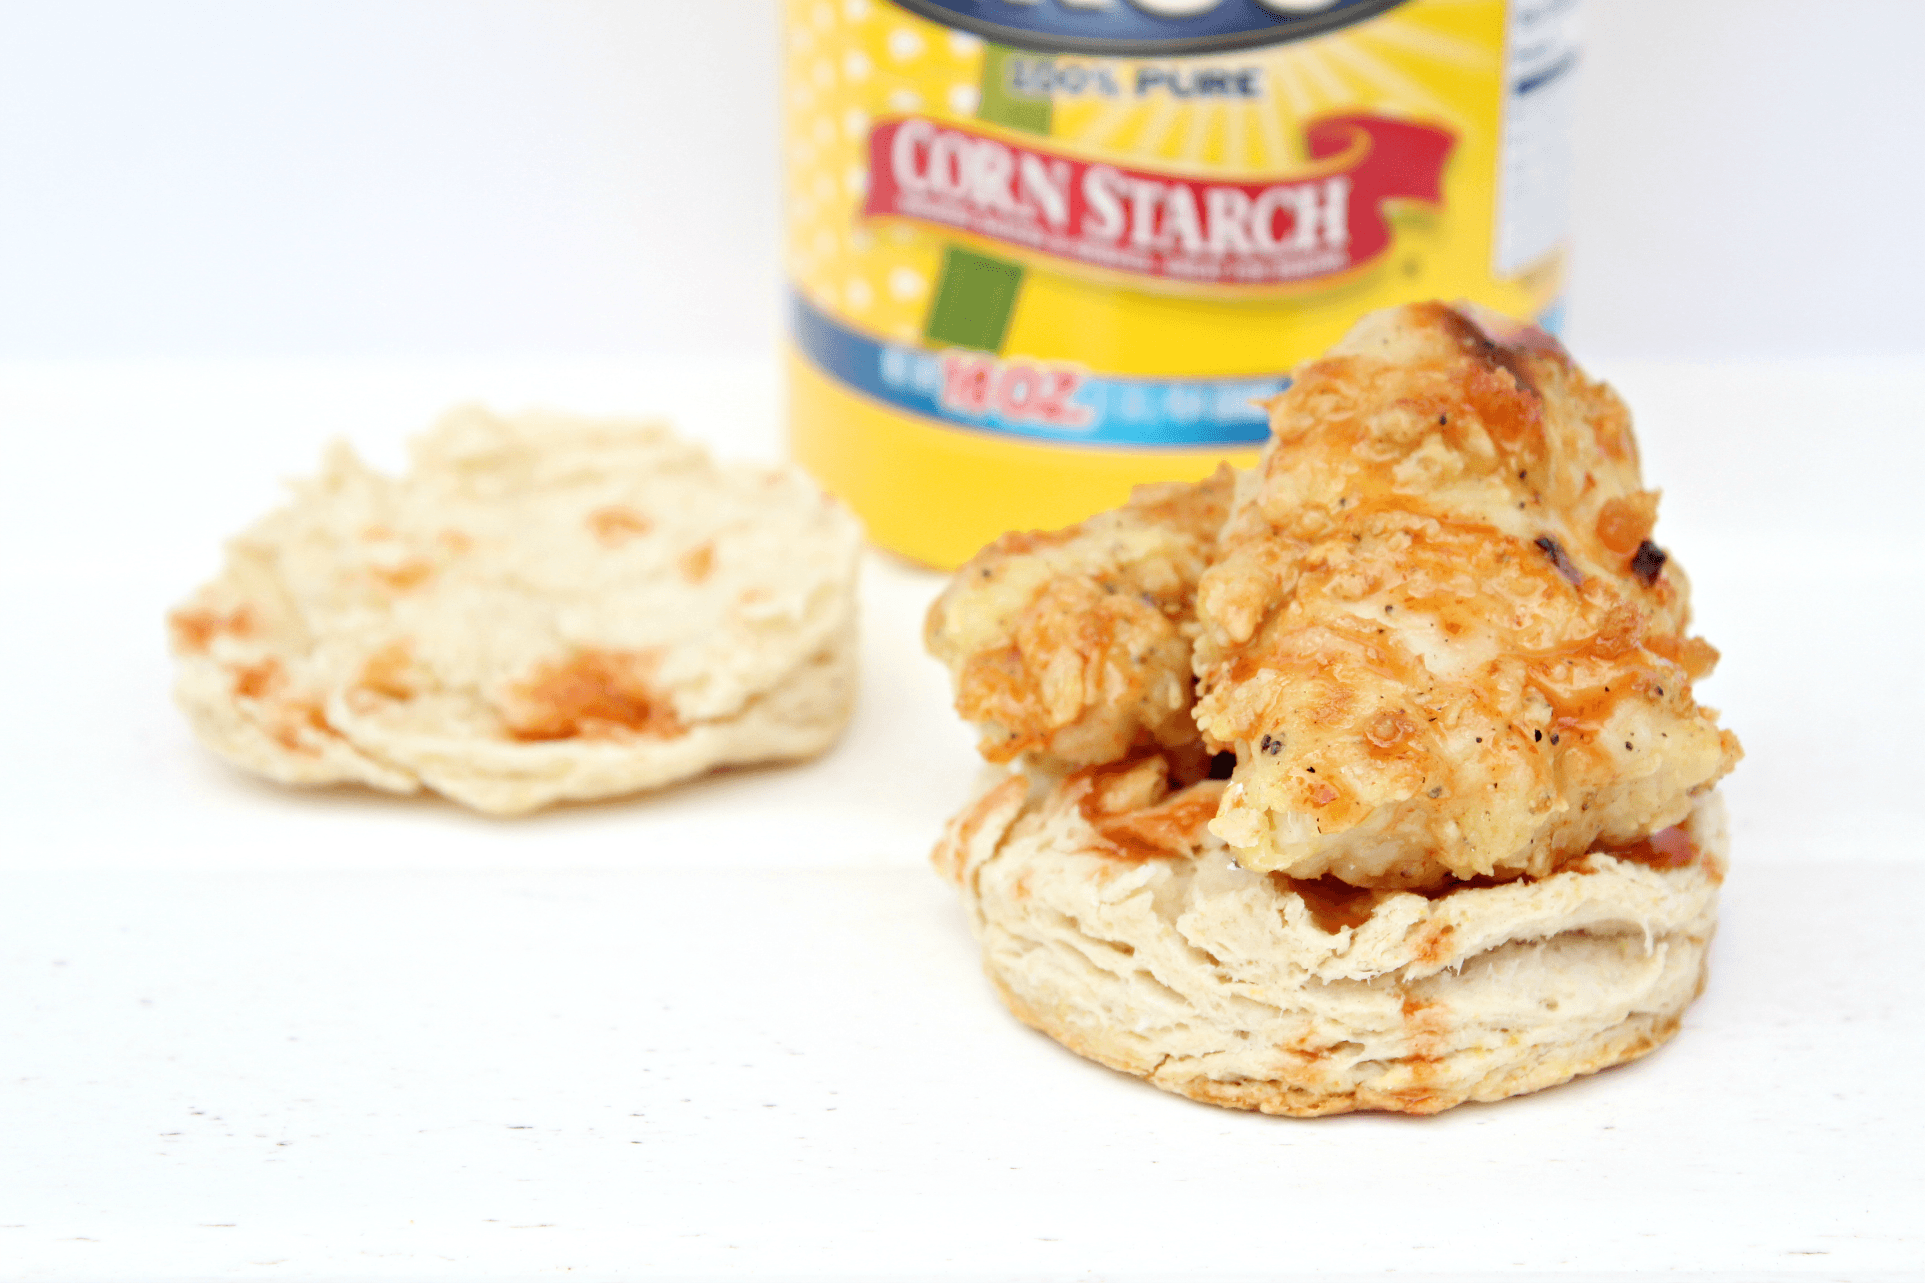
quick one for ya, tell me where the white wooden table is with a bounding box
[3,355,1920,1280]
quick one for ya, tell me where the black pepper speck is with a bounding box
[1535,535,1584,585]
[1631,540,1668,586]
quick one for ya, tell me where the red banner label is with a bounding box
[862,114,1453,289]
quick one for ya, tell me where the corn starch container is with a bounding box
[784,0,1579,568]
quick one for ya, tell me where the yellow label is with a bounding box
[784,0,1577,567]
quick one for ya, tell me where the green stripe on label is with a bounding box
[921,43,1049,354]
[977,43,1052,135]
[923,247,1026,351]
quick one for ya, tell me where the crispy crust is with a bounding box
[1193,303,1741,887]
[925,468,1233,771]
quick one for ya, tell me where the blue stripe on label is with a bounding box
[792,293,1280,449]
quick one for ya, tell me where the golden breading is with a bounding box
[925,469,1233,772]
[1192,303,1742,888]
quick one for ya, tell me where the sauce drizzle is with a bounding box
[1592,824,1697,869]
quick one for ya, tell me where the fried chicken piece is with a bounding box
[926,469,1233,772]
[1192,303,1741,889]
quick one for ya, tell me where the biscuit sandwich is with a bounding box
[926,302,1741,1115]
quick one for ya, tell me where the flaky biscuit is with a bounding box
[169,406,861,813]
[935,760,1724,1116]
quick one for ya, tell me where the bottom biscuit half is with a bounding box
[174,620,858,815]
[940,768,1725,1117]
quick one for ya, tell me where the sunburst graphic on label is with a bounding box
[781,0,1500,337]
[1044,12,1493,171]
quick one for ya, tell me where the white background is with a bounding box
[3,356,1921,1280]
[3,0,1924,361]
[3,4,1923,1280]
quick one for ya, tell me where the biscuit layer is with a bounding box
[169,407,862,813]
[936,767,1725,1116]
